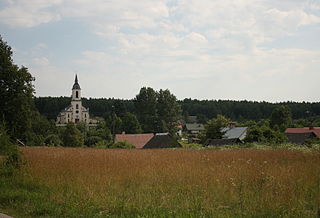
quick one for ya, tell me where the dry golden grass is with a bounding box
[20,147,320,217]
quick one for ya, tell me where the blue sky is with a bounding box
[1,0,320,102]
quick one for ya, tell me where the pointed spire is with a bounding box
[72,74,81,90]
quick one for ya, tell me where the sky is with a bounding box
[1,0,320,102]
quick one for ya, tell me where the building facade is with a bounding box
[56,75,92,125]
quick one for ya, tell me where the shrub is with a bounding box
[44,134,62,146]
[109,141,135,149]
[86,136,103,147]
[0,124,23,173]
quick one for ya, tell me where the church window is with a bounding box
[76,110,79,114]
[85,114,86,118]
[76,91,79,98]
[76,104,79,109]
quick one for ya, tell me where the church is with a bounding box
[56,75,96,125]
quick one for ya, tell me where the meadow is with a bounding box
[1,146,320,217]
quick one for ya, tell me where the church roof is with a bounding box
[72,75,81,90]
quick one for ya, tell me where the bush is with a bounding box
[44,134,62,146]
[94,140,110,148]
[86,136,103,147]
[109,141,135,149]
[0,124,23,173]
[62,123,84,147]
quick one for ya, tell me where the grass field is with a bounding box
[1,146,320,217]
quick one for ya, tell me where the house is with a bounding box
[187,116,198,123]
[115,133,154,149]
[203,126,248,146]
[285,132,317,144]
[115,133,181,149]
[185,123,205,134]
[222,127,248,141]
[285,127,320,144]
[143,133,182,149]
[56,75,97,126]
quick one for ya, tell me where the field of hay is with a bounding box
[4,147,320,217]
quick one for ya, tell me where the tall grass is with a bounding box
[4,147,320,217]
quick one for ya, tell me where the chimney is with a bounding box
[228,122,236,129]
[122,131,126,135]
[309,126,314,130]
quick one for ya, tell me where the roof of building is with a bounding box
[115,133,154,149]
[222,127,248,139]
[285,132,317,144]
[187,116,198,123]
[185,123,205,131]
[143,133,182,149]
[72,74,81,90]
[285,127,320,137]
[204,138,242,146]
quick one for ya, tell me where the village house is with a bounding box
[56,75,97,126]
[285,127,320,144]
[185,123,205,134]
[115,133,181,149]
[204,126,248,146]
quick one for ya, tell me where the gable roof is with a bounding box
[115,133,154,149]
[185,123,205,131]
[222,127,248,140]
[285,127,320,137]
[143,133,182,149]
[286,132,317,144]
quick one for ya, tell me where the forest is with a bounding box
[35,96,320,123]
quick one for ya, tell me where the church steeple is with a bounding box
[72,74,81,90]
[72,74,81,100]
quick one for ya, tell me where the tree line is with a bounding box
[35,97,320,124]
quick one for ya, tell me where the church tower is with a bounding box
[56,75,94,125]
[71,75,84,123]
[72,75,81,101]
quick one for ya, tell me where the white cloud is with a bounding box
[1,0,320,101]
[0,0,62,27]
[32,57,49,66]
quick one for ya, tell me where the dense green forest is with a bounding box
[35,97,320,123]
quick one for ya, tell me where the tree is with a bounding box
[121,112,142,134]
[62,123,84,147]
[270,106,292,131]
[245,124,287,144]
[157,89,182,134]
[134,87,158,133]
[205,115,230,139]
[0,35,35,142]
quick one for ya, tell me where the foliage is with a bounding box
[34,96,320,125]
[109,140,135,149]
[205,115,230,139]
[44,134,62,146]
[245,125,287,144]
[134,87,182,134]
[134,87,159,133]
[121,112,142,134]
[157,89,182,134]
[270,105,292,131]
[61,123,84,147]
[0,35,35,142]
[0,124,22,171]
[86,136,103,147]
[104,113,123,134]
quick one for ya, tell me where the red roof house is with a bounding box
[285,127,320,137]
[115,133,154,149]
[285,127,320,144]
